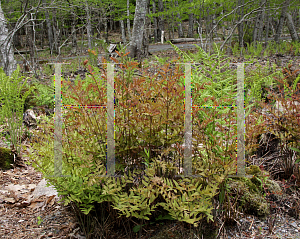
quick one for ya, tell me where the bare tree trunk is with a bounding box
[253,15,259,44]
[253,0,266,45]
[113,12,116,31]
[274,0,291,44]
[265,1,270,46]
[52,10,59,54]
[299,9,300,30]
[40,25,45,48]
[257,0,266,42]
[221,5,225,39]
[205,8,210,40]
[144,7,151,53]
[110,6,113,32]
[127,0,131,40]
[66,1,77,55]
[13,29,21,48]
[271,17,277,36]
[206,8,213,52]
[26,16,34,69]
[238,0,244,48]
[0,2,16,76]
[85,0,92,49]
[157,0,164,41]
[152,0,158,42]
[175,0,184,38]
[71,11,77,54]
[104,14,108,43]
[196,1,204,43]
[164,1,171,40]
[22,13,39,77]
[62,20,66,40]
[211,10,216,39]
[167,18,171,40]
[127,0,149,61]
[96,7,101,38]
[30,13,39,77]
[187,0,194,38]
[120,19,126,43]
[286,12,299,42]
[80,28,84,53]
[42,0,53,55]
[171,0,175,39]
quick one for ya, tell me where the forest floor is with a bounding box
[15,34,294,65]
[1,41,300,238]
[1,153,300,239]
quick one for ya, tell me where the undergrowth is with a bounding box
[231,40,300,58]
[23,43,300,238]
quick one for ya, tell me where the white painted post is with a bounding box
[236,63,245,177]
[54,63,62,177]
[52,63,71,178]
[107,63,115,176]
[161,31,164,44]
[184,63,192,176]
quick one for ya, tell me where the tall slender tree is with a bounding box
[42,0,54,55]
[286,11,299,42]
[175,0,184,38]
[264,0,270,46]
[85,0,92,49]
[152,0,158,42]
[0,2,16,76]
[187,0,194,37]
[253,0,266,44]
[127,0,149,61]
[120,18,126,43]
[157,0,164,41]
[274,0,291,44]
[237,0,244,47]
[127,0,131,40]
[52,9,59,54]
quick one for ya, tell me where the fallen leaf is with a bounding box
[0,189,9,194]
[46,195,55,207]
[28,201,44,209]
[5,183,26,192]
[4,197,15,203]
[27,184,36,191]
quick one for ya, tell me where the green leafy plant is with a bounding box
[154,54,170,65]
[30,79,55,109]
[293,41,300,55]
[256,74,300,179]
[26,47,267,236]
[232,42,240,56]
[0,65,33,155]
[37,216,43,226]
[87,48,99,67]
[42,64,54,76]
[142,148,151,168]
[254,42,264,57]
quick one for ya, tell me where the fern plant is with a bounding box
[30,79,55,109]
[259,76,300,179]
[171,42,239,156]
[0,65,33,155]
[25,51,236,232]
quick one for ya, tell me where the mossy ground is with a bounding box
[226,165,278,219]
[0,147,14,170]
[229,179,270,218]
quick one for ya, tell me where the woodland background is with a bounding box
[0,0,299,76]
